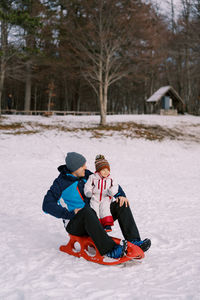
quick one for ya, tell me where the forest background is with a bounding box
[0,0,200,125]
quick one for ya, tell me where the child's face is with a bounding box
[99,168,110,178]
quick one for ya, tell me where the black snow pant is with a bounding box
[66,202,141,256]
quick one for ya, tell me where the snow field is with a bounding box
[0,114,200,299]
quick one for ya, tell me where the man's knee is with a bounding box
[111,201,131,216]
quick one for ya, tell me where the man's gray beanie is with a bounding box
[65,152,86,172]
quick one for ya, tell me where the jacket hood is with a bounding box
[57,165,92,179]
[58,164,70,174]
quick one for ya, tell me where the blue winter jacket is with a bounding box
[42,165,126,220]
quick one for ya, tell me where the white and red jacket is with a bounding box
[84,172,119,227]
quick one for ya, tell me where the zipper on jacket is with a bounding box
[99,178,103,201]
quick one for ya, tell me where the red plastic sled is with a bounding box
[60,234,144,265]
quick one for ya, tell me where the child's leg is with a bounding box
[99,198,114,227]
[90,198,100,219]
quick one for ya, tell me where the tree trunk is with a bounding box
[181,0,192,112]
[0,18,8,115]
[48,90,52,111]
[99,51,106,125]
[100,108,106,125]
[64,79,68,111]
[34,86,37,112]
[102,81,108,124]
[99,84,106,125]
[0,62,6,115]
[24,61,32,111]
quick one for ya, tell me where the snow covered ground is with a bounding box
[0,114,200,300]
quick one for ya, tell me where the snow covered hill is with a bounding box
[0,114,200,300]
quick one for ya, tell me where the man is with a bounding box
[7,94,13,113]
[42,152,151,258]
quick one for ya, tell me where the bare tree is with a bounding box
[0,2,16,114]
[0,18,7,114]
[68,0,148,125]
[22,0,42,111]
[0,7,20,114]
[181,0,192,110]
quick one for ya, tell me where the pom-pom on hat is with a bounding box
[95,154,110,172]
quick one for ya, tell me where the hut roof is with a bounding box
[146,86,184,104]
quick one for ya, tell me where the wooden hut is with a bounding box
[146,86,184,115]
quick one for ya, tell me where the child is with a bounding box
[84,155,119,232]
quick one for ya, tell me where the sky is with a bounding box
[149,0,183,18]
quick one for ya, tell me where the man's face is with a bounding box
[72,163,87,177]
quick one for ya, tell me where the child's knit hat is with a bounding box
[95,154,110,172]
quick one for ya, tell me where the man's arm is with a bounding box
[114,185,129,207]
[42,178,75,219]
[113,185,126,198]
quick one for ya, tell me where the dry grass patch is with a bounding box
[80,122,185,141]
[0,122,39,135]
[0,120,198,142]
[0,122,24,130]
[5,130,40,135]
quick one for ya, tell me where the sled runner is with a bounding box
[60,234,145,265]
